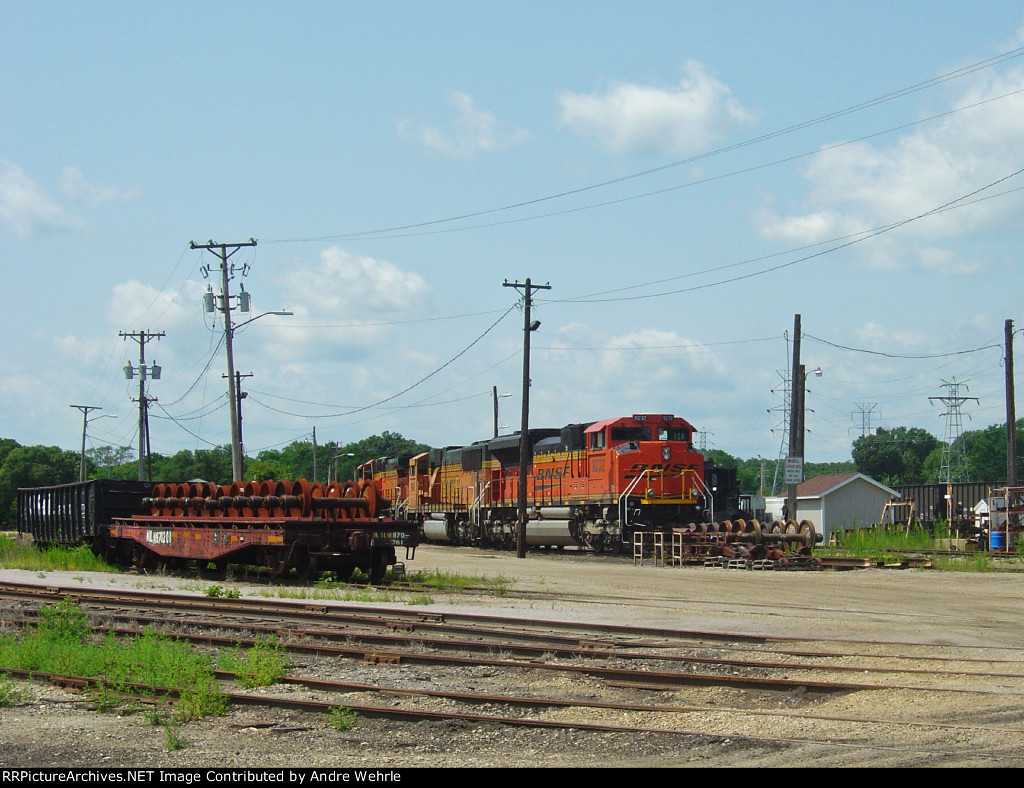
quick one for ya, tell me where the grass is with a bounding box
[254,585,401,602]
[0,535,117,573]
[403,568,510,596]
[324,704,359,731]
[824,522,1024,572]
[0,598,227,726]
[217,638,288,688]
[931,553,1003,572]
[0,674,31,707]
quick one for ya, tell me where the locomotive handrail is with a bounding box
[617,470,652,533]
[468,482,491,525]
[618,468,707,532]
[691,470,714,523]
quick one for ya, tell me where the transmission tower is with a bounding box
[768,368,792,495]
[929,378,978,484]
[853,403,880,438]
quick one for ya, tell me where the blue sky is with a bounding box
[2,1,1023,473]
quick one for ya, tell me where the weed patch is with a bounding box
[218,638,288,688]
[324,705,358,731]
[0,536,117,573]
[0,599,227,720]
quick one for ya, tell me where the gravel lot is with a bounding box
[2,545,1024,769]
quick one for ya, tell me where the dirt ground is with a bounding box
[2,545,1024,769]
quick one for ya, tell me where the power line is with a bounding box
[242,306,517,421]
[260,44,1024,245]
[552,166,1024,304]
[804,334,1002,359]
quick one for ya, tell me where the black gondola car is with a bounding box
[17,479,152,546]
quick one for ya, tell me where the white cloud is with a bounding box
[855,322,925,348]
[399,91,530,159]
[109,279,203,329]
[758,64,1024,270]
[917,246,983,275]
[60,167,139,205]
[261,247,429,362]
[541,323,728,405]
[558,60,757,156]
[300,246,427,313]
[0,160,76,238]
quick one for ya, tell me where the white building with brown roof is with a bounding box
[765,472,899,542]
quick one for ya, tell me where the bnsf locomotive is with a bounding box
[17,478,418,582]
[361,413,750,552]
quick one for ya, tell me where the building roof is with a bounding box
[794,472,899,499]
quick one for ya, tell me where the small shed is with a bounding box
[765,473,899,543]
[974,496,1007,530]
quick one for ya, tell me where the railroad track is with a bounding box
[4,578,1024,765]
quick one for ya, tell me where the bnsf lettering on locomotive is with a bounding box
[624,462,695,478]
[535,467,567,481]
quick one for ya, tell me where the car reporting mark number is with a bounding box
[146,528,172,546]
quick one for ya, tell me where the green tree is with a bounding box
[0,444,81,526]
[342,431,431,476]
[934,418,1024,483]
[150,446,232,484]
[805,460,857,478]
[243,457,290,482]
[0,439,21,469]
[852,426,937,485]
[85,445,135,479]
[257,440,316,481]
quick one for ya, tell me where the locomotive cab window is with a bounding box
[659,427,690,442]
[590,431,606,450]
[611,426,651,443]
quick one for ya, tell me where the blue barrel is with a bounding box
[991,530,1006,550]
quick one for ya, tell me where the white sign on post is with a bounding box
[784,456,803,485]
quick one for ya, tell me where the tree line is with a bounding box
[704,418,1024,493]
[0,432,428,527]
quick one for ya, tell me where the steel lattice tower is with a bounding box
[929,378,978,484]
[769,368,792,495]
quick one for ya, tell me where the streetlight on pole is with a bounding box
[493,387,512,438]
[331,451,356,482]
[70,406,116,482]
[503,277,551,559]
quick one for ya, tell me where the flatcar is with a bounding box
[359,413,814,561]
[17,477,418,582]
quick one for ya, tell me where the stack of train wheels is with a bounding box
[111,478,402,583]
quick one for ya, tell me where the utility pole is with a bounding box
[224,371,252,477]
[71,405,101,482]
[192,238,257,482]
[1006,319,1017,487]
[503,277,551,559]
[121,330,164,481]
[785,315,802,524]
